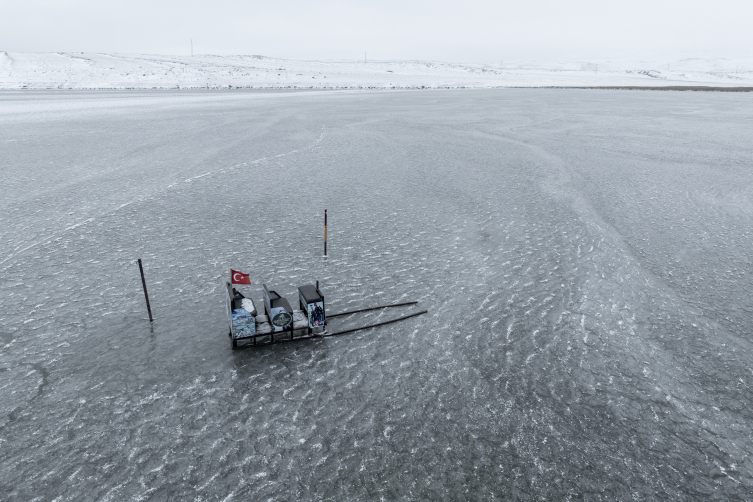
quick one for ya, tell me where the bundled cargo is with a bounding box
[263,284,294,333]
[298,284,326,329]
[226,283,257,341]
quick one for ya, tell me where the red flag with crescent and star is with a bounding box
[231,269,251,285]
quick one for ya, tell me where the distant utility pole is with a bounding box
[191,39,193,57]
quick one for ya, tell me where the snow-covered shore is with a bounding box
[1,52,752,90]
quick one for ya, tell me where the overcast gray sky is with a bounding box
[2,0,751,62]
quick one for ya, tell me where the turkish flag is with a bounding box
[231,269,251,285]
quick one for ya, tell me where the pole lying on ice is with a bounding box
[322,310,428,337]
[327,301,419,318]
[324,209,328,256]
[137,258,153,322]
[231,309,427,349]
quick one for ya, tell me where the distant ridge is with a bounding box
[1,53,751,90]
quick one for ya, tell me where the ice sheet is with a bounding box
[2,89,753,500]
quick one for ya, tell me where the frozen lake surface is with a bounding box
[2,89,753,500]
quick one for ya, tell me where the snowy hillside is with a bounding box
[1,52,752,89]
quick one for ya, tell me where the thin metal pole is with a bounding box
[323,310,428,337]
[137,259,153,322]
[324,209,327,256]
[327,301,419,318]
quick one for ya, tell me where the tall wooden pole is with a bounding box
[324,209,328,256]
[138,258,153,322]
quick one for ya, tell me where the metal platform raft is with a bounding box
[226,280,426,350]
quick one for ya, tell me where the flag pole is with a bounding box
[324,209,327,257]
[138,259,153,322]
